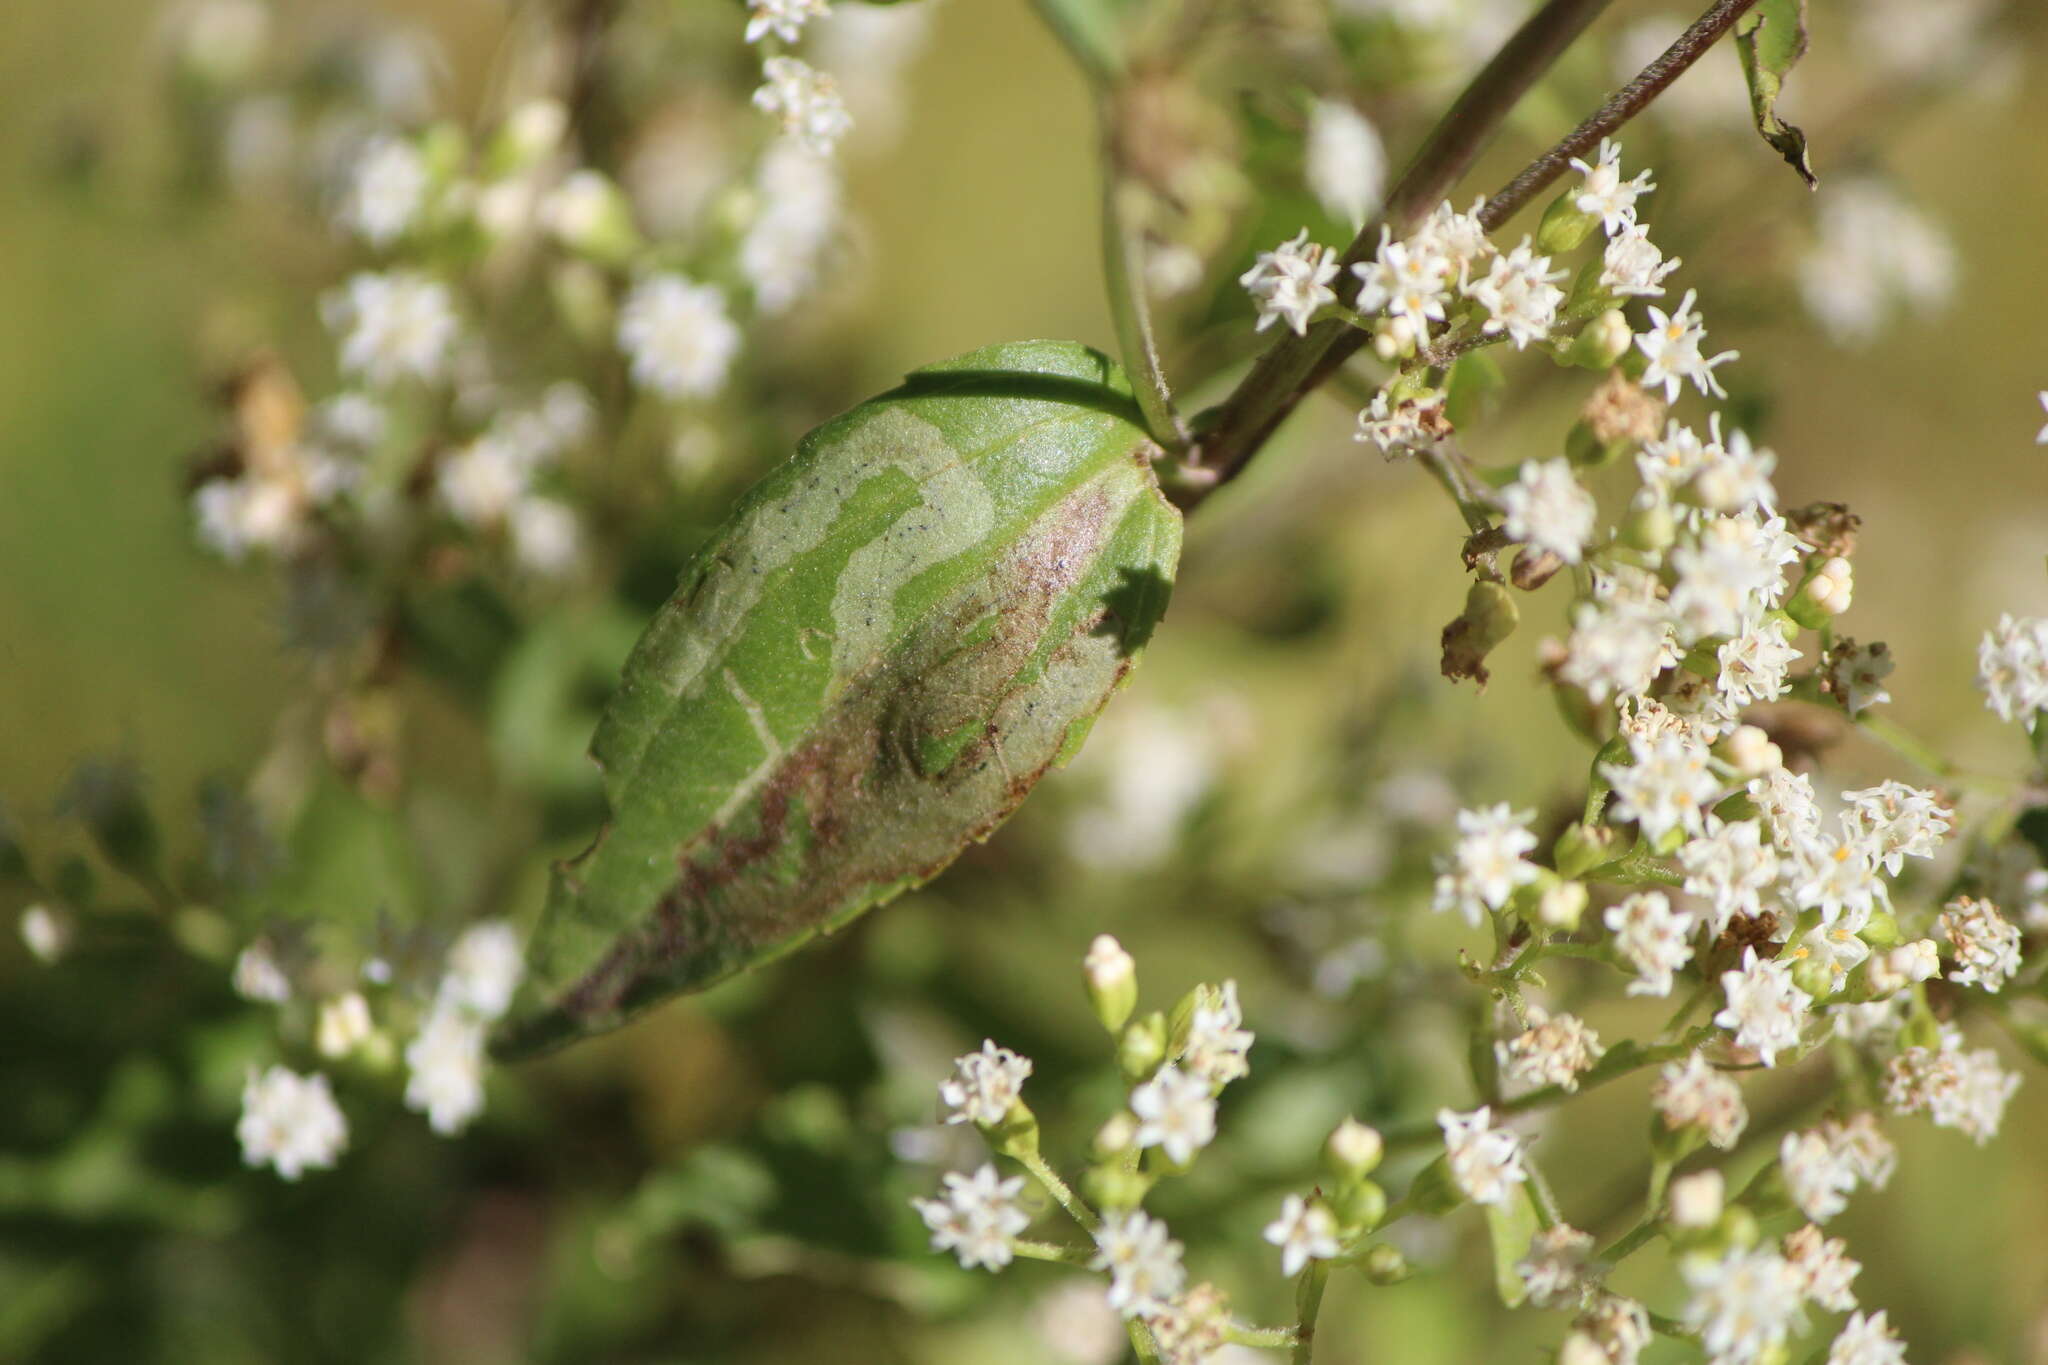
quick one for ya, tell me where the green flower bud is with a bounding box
[1536,878,1589,932]
[1118,1011,1168,1080]
[1361,1243,1411,1284]
[1857,909,1901,950]
[1403,1155,1466,1215]
[1325,1118,1384,1180]
[1083,934,1138,1034]
[1332,1178,1388,1232]
[1561,310,1633,371]
[1554,822,1617,881]
[1083,1165,1151,1212]
[1537,189,1599,254]
[1620,498,1676,553]
[1094,1111,1138,1159]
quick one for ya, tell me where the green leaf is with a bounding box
[1735,0,1817,189]
[494,341,1181,1058]
[1483,1183,1540,1307]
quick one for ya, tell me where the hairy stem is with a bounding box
[1185,0,1616,495]
[1291,1261,1331,1365]
[1187,0,1764,508]
[1103,171,1189,450]
[1015,1146,1101,1236]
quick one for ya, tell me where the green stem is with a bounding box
[1011,1238,1099,1265]
[1855,711,1955,779]
[1598,1217,1661,1263]
[1227,1320,1305,1349]
[1014,1147,1100,1236]
[1101,170,1188,451]
[1291,1261,1331,1365]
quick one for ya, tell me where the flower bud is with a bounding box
[1402,1154,1466,1215]
[316,992,374,1059]
[490,98,568,174]
[1332,1178,1388,1232]
[1722,725,1783,778]
[1372,314,1417,362]
[1558,1332,1610,1365]
[1360,1243,1410,1284]
[1084,934,1138,1033]
[18,904,71,964]
[1536,879,1589,931]
[1554,822,1617,880]
[1083,1164,1151,1212]
[1620,497,1675,554]
[1537,189,1599,254]
[1562,310,1632,371]
[1787,556,1853,629]
[1855,909,1901,950]
[1118,1011,1168,1080]
[1095,1111,1138,1159]
[1442,580,1519,686]
[1668,1169,1724,1229]
[1325,1118,1384,1179]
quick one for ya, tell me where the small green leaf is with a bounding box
[495,341,1180,1058]
[1735,0,1817,189]
[1484,1184,1540,1307]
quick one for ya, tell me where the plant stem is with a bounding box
[1014,1146,1101,1236]
[1227,1320,1305,1349]
[1291,1261,1331,1365]
[1186,0,1765,508]
[1102,170,1189,451]
[1185,0,1616,495]
[1477,0,1765,233]
[1011,1238,1099,1265]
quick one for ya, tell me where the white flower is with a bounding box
[1681,1246,1806,1365]
[1496,1006,1605,1094]
[1130,1064,1217,1166]
[1715,946,1812,1066]
[1604,891,1696,998]
[509,496,582,576]
[1715,621,1799,712]
[440,920,523,1020]
[238,1066,349,1179]
[1825,639,1894,716]
[1463,237,1566,349]
[752,57,853,155]
[1437,1106,1526,1208]
[912,1164,1032,1271]
[1726,724,1782,778]
[1749,767,1822,848]
[1635,289,1738,402]
[1500,458,1596,563]
[1669,1170,1725,1228]
[1092,1210,1186,1318]
[1841,781,1949,874]
[745,0,830,45]
[326,270,459,388]
[1562,595,1673,703]
[1600,221,1681,296]
[316,992,374,1059]
[1668,513,1797,641]
[1412,196,1493,278]
[341,134,428,247]
[1517,1224,1594,1307]
[1181,980,1254,1085]
[1977,613,2048,730]
[1263,1194,1341,1277]
[1693,425,1778,515]
[1568,138,1655,235]
[1241,229,1341,336]
[404,1002,488,1135]
[1779,1129,1858,1223]
[1432,803,1540,926]
[1353,227,1452,336]
[940,1040,1033,1126]
[1884,1024,2020,1143]
[233,941,292,1003]
[437,435,528,528]
[1821,1112,1896,1189]
[1354,391,1448,458]
[19,905,70,963]
[540,169,630,254]
[741,140,842,314]
[1784,922,1871,995]
[192,475,302,561]
[1783,1223,1860,1313]
[1086,934,1135,994]
[1680,818,1779,936]
[1939,895,2022,992]
[1306,99,1385,229]
[617,273,741,399]
[1868,939,1940,996]
[1827,1310,1907,1365]
[1787,831,1883,931]
[1573,1293,1653,1365]
[1654,1052,1748,1148]
[1602,732,1720,844]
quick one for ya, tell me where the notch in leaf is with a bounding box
[1736,0,1817,189]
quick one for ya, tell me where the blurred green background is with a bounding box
[5,1,2048,1362]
